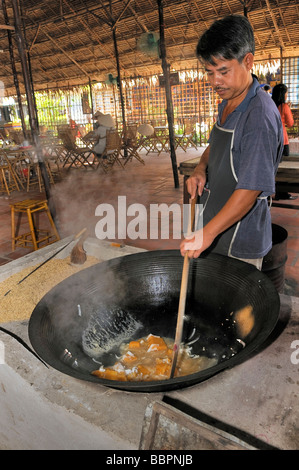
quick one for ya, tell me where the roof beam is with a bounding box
[0,24,15,30]
[264,0,285,50]
[61,0,114,69]
[43,28,90,77]
[127,4,149,33]
[114,0,134,27]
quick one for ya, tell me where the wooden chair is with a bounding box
[0,150,25,190]
[7,129,24,145]
[138,128,165,155]
[57,126,76,165]
[4,151,33,191]
[41,134,65,162]
[6,149,55,192]
[97,130,125,171]
[58,128,99,170]
[0,151,21,195]
[26,157,47,192]
[123,125,145,165]
[0,128,9,146]
[137,133,154,153]
[81,130,99,148]
[40,136,63,182]
[153,125,169,155]
[12,151,53,193]
[175,119,197,151]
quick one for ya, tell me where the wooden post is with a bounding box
[88,77,94,120]
[138,83,144,123]
[19,1,39,135]
[1,0,26,138]
[280,47,284,82]
[111,25,128,158]
[95,1,127,137]
[11,0,59,231]
[157,0,179,188]
[112,26,126,135]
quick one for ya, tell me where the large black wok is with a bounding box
[29,251,280,392]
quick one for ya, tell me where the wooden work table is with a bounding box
[179,155,299,209]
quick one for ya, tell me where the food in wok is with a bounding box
[92,333,217,381]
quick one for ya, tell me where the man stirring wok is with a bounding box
[180,15,283,270]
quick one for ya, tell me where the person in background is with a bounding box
[93,110,104,130]
[93,113,115,158]
[262,84,272,94]
[272,83,296,200]
[180,15,283,270]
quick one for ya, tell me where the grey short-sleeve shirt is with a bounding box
[216,78,283,197]
[207,78,284,258]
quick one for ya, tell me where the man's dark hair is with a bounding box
[196,15,255,65]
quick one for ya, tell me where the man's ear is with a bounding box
[244,52,254,70]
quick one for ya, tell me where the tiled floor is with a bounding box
[1,146,299,296]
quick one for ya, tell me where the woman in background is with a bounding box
[272,83,295,200]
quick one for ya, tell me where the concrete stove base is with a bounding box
[0,239,298,450]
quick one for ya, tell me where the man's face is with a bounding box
[204,53,254,101]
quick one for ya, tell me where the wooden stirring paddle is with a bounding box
[170,196,197,379]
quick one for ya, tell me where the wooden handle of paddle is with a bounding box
[170,197,197,378]
[74,228,87,240]
[189,196,197,233]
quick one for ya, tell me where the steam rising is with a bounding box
[50,168,149,241]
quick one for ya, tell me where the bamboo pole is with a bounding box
[138,82,144,123]
[157,0,179,189]
[112,82,118,125]
[280,47,284,81]
[91,1,127,140]
[112,26,126,136]
[11,0,59,231]
[19,1,39,134]
[88,77,94,121]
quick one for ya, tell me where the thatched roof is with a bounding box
[0,0,298,96]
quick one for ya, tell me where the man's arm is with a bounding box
[180,188,261,258]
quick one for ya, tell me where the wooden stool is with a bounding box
[10,199,60,251]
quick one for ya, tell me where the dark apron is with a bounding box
[201,123,240,256]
